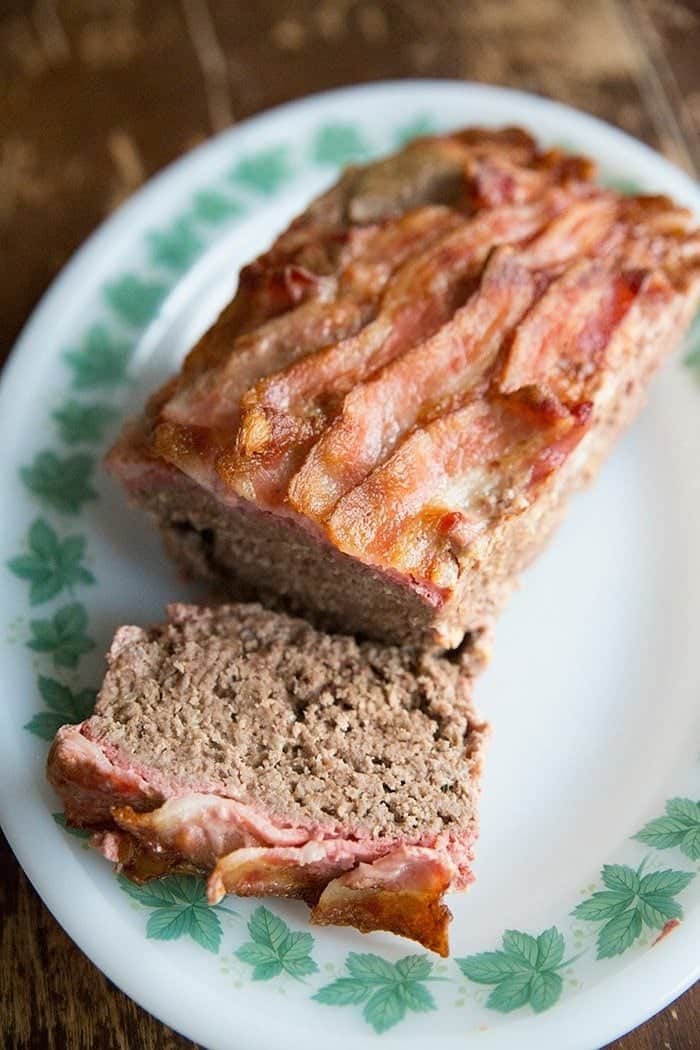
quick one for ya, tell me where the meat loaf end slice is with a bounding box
[48,602,488,956]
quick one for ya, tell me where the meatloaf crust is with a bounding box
[107,127,700,647]
[48,603,488,955]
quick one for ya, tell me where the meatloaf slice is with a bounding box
[48,603,488,956]
[107,128,700,648]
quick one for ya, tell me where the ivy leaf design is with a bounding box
[192,190,244,224]
[149,219,202,273]
[27,602,95,669]
[8,518,94,605]
[119,874,232,953]
[20,452,97,515]
[235,906,318,981]
[683,310,700,368]
[599,909,644,957]
[456,927,566,1014]
[64,324,132,388]
[634,798,700,861]
[573,862,695,958]
[313,123,370,166]
[105,275,167,327]
[52,812,91,839]
[53,400,119,445]
[394,114,436,146]
[24,675,96,739]
[598,864,640,894]
[313,952,437,1033]
[601,174,642,196]
[230,147,291,194]
[486,972,535,1012]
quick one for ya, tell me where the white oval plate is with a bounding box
[1,81,699,1050]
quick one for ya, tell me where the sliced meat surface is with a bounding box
[48,603,487,953]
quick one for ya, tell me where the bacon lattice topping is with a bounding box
[148,128,700,596]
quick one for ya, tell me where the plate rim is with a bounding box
[1,78,699,1050]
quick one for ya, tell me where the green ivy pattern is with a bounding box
[53,812,91,839]
[149,218,202,273]
[25,677,96,740]
[20,452,97,515]
[457,927,570,1013]
[230,145,292,194]
[27,602,95,669]
[105,275,168,327]
[119,875,237,953]
[6,110,700,1036]
[314,953,438,1033]
[193,189,245,224]
[312,123,370,165]
[634,798,700,860]
[683,310,700,369]
[236,906,318,980]
[573,862,695,958]
[8,518,94,605]
[393,113,437,146]
[53,401,119,445]
[64,324,133,389]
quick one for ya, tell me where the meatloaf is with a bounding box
[48,602,488,955]
[108,127,700,648]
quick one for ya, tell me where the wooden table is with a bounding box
[1,2,698,1047]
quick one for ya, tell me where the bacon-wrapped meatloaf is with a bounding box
[48,603,488,955]
[109,127,700,648]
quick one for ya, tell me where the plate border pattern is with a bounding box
[4,101,700,1038]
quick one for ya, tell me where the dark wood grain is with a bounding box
[0,2,698,1048]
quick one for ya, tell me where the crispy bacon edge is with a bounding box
[48,713,489,957]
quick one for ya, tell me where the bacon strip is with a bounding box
[227,190,594,505]
[327,393,592,586]
[312,847,455,958]
[159,207,462,434]
[47,725,160,826]
[111,794,309,867]
[161,298,371,430]
[208,843,355,906]
[289,195,618,522]
[498,263,647,401]
[465,149,594,211]
[181,225,382,381]
[328,250,662,585]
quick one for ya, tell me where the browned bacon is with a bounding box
[312,847,455,957]
[227,190,597,504]
[162,206,461,435]
[107,127,700,648]
[327,393,592,589]
[289,195,618,522]
[499,264,651,400]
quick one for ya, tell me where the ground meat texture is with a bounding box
[83,603,482,839]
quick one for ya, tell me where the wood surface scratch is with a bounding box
[615,0,697,173]
[180,0,234,132]
[4,14,48,76]
[31,0,70,65]
[107,129,146,208]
